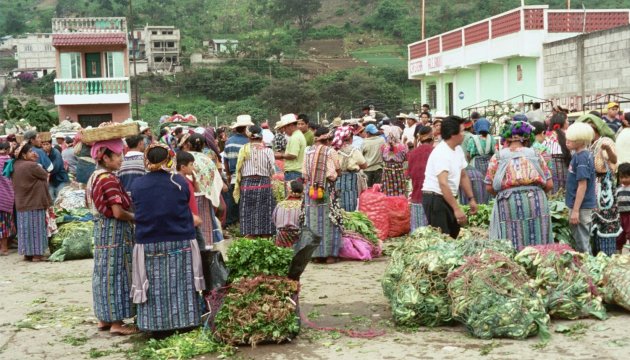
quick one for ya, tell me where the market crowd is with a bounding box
[1,102,630,336]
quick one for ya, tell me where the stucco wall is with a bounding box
[59,104,131,123]
[543,24,630,110]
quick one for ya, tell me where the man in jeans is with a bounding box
[361,124,385,187]
[275,114,306,193]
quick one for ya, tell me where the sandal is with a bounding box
[110,324,140,336]
[97,322,111,331]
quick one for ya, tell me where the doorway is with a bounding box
[85,53,102,78]
[78,114,112,128]
[446,82,454,116]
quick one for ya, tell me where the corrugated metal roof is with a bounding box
[53,33,126,47]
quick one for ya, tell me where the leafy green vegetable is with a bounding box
[137,329,234,359]
[602,255,630,311]
[447,250,551,340]
[342,211,380,246]
[548,200,573,247]
[462,202,493,228]
[214,276,300,346]
[49,221,94,261]
[226,238,293,282]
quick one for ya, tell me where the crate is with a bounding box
[80,122,139,143]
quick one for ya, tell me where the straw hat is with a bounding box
[330,117,343,128]
[230,115,254,129]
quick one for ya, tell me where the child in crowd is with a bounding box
[565,122,597,254]
[176,151,204,247]
[0,142,16,255]
[272,180,303,248]
[616,163,630,251]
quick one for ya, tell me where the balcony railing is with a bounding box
[54,78,129,96]
[52,17,127,34]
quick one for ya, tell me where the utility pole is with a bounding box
[421,0,425,40]
[129,0,140,119]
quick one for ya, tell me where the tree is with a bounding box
[257,79,319,114]
[257,0,322,40]
[0,98,57,132]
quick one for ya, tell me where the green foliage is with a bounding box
[462,202,493,228]
[1,97,58,132]
[136,329,235,359]
[257,78,319,114]
[307,26,348,40]
[342,211,380,246]
[21,71,56,101]
[226,238,294,281]
[180,67,269,102]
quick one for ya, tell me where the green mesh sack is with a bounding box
[49,221,94,262]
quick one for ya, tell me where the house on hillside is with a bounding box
[128,25,182,74]
[203,39,239,55]
[11,33,56,78]
[52,17,132,125]
[407,4,630,114]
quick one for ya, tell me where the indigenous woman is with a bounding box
[466,118,495,178]
[182,134,225,246]
[542,113,572,194]
[86,139,137,335]
[332,125,367,211]
[302,127,343,264]
[273,180,304,248]
[380,127,408,197]
[130,144,205,333]
[75,135,96,185]
[407,126,434,232]
[0,142,16,255]
[485,121,554,250]
[233,125,276,237]
[203,127,229,229]
[8,143,50,262]
[576,114,621,255]
[531,121,553,170]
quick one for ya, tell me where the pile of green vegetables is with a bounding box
[461,202,493,228]
[49,221,94,262]
[602,255,630,311]
[137,329,235,359]
[382,227,463,327]
[515,245,607,320]
[213,276,300,346]
[226,238,293,282]
[272,180,286,203]
[548,200,573,247]
[447,250,551,340]
[342,211,380,246]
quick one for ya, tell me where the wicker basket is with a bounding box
[80,122,139,143]
[16,134,24,143]
[39,132,52,142]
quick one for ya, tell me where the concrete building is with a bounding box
[144,25,181,72]
[52,17,132,125]
[544,24,630,111]
[203,39,239,55]
[12,33,56,78]
[407,5,630,116]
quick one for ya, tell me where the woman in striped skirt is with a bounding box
[332,126,367,211]
[461,118,494,205]
[182,134,225,246]
[485,121,554,250]
[130,144,205,333]
[303,127,343,264]
[0,143,16,255]
[542,113,572,194]
[86,139,138,335]
[233,125,277,237]
[407,126,434,232]
[8,143,51,262]
[380,128,408,197]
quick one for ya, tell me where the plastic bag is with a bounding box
[49,221,94,262]
[387,196,410,238]
[288,226,322,281]
[339,233,373,261]
[358,186,389,240]
[201,250,229,291]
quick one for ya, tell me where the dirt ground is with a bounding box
[1,245,630,360]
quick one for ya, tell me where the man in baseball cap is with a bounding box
[604,102,622,133]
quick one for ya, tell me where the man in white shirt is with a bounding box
[261,121,274,147]
[422,116,478,238]
[402,113,418,148]
[526,102,545,124]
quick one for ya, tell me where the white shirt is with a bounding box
[526,109,545,123]
[422,141,467,197]
[402,124,417,145]
[262,129,274,146]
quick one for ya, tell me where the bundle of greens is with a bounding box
[382,227,463,327]
[447,250,551,340]
[226,238,293,282]
[342,211,380,246]
[455,233,514,258]
[584,252,611,294]
[461,202,493,228]
[53,207,92,225]
[213,276,300,346]
[549,200,573,247]
[514,245,606,320]
[602,255,630,311]
[137,329,235,359]
[272,180,286,203]
[49,221,94,261]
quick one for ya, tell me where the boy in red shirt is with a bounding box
[176,151,204,246]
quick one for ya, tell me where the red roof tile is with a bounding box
[53,33,126,47]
